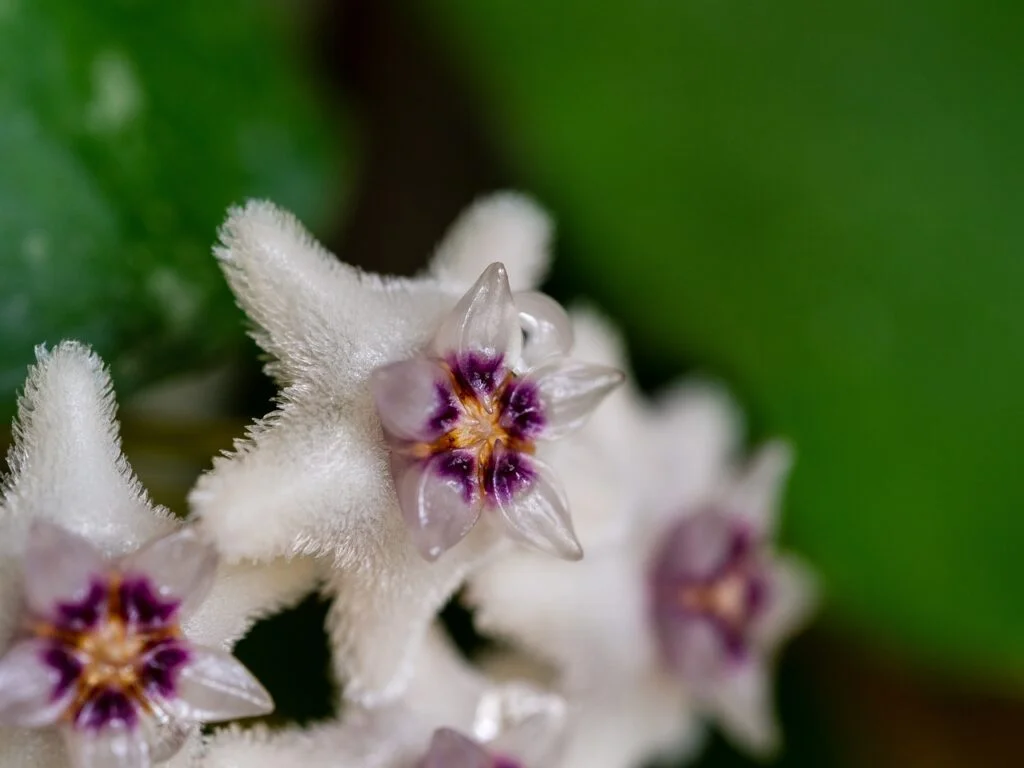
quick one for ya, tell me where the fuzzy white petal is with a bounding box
[556,679,700,768]
[323,520,499,705]
[216,200,455,391]
[429,192,552,293]
[181,556,319,650]
[3,342,174,554]
[476,683,566,765]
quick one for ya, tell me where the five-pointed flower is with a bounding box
[190,194,620,703]
[199,628,566,768]
[467,315,818,766]
[0,342,313,768]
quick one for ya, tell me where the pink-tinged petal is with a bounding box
[654,616,724,691]
[418,728,492,768]
[529,361,624,440]
[164,645,273,722]
[24,520,106,620]
[492,449,582,561]
[117,526,218,618]
[726,441,793,536]
[433,263,522,376]
[397,456,482,561]
[652,510,738,583]
[515,291,573,369]
[371,359,461,443]
[63,724,148,768]
[709,661,778,757]
[755,556,818,650]
[0,639,77,726]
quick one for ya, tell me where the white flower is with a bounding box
[467,315,818,766]
[199,628,566,768]
[0,342,314,768]
[190,194,620,704]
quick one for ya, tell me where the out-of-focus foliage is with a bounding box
[0,0,342,411]
[421,0,1024,675]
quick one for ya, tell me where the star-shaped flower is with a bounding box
[467,315,818,765]
[199,628,566,768]
[0,342,314,768]
[190,194,621,703]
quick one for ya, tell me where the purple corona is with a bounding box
[372,263,623,561]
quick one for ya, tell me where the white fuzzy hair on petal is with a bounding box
[428,192,553,293]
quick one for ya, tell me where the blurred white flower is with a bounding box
[190,194,619,704]
[0,342,313,768]
[199,628,566,768]
[467,314,818,766]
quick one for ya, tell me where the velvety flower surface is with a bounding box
[0,342,313,768]
[372,263,622,561]
[467,316,817,766]
[190,194,619,703]
[199,629,565,768]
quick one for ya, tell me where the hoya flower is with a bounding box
[0,343,314,768]
[467,316,817,766]
[190,194,620,702]
[199,629,565,768]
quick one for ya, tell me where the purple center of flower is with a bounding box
[36,572,191,732]
[649,508,770,673]
[412,353,546,507]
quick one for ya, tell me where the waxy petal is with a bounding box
[429,192,553,293]
[118,527,218,619]
[418,728,492,768]
[515,291,573,370]
[493,449,582,561]
[725,441,793,537]
[709,661,778,756]
[530,361,624,440]
[162,645,272,722]
[755,556,818,650]
[475,684,566,766]
[372,359,460,444]
[0,640,76,727]
[434,264,523,382]
[23,520,106,622]
[63,724,148,768]
[397,457,483,562]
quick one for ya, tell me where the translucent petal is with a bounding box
[139,712,193,764]
[433,263,522,376]
[655,616,723,691]
[493,449,582,560]
[475,684,566,766]
[23,520,107,620]
[418,728,492,768]
[754,556,818,650]
[117,526,218,618]
[515,291,573,369]
[164,645,273,722]
[397,456,482,561]
[371,359,460,443]
[0,639,75,727]
[650,510,737,584]
[530,361,624,440]
[710,661,778,757]
[726,441,793,536]
[429,192,553,293]
[63,724,148,768]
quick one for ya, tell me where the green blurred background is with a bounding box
[2,0,1022,765]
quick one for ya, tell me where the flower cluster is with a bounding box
[0,193,816,768]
